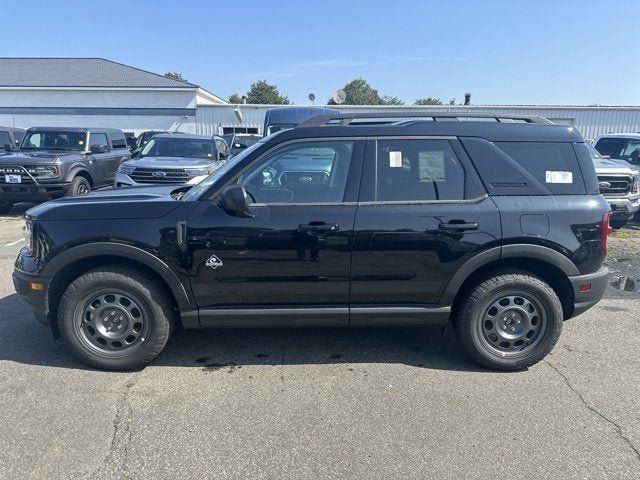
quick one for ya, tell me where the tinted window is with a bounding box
[375,139,466,201]
[110,132,127,149]
[240,141,354,204]
[90,133,109,148]
[14,131,25,144]
[595,137,629,159]
[0,132,10,146]
[141,137,215,159]
[495,142,586,195]
[22,130,87,151]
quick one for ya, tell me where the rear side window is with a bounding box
[89,133,109,148]
[494,142,586,195]
[375,139,469,201]
[110,132,127,149]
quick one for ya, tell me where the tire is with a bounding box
[0,200,13,214]
[610,218,628,229]
[454,271,563,371]
[66,176,91,197]
[58,265,174,370]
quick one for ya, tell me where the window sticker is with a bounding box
[389,151,402,168]
[78,140,84,145]
[545,171,573,184]
[207,153,212,157]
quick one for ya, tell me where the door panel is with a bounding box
[186,138,364,326]
[188,202,356,312]
[350,199,501,307]
[349,137,501,322]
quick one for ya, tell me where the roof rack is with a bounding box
[297,111,554,128]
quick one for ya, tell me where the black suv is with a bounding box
[0,127,131,212]
[13,113,611,371]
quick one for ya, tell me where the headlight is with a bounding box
[22,219,35,254]
[187,167,215,177]
[632,175,640,193]
[118,164,135,175]
[26,165,59,177]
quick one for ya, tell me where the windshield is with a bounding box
[586,143,604,159]
[182,142,263,201]
[266,124,296,135]
[595,137,640,161]
[141,137,215,159]
[21,130,87,151]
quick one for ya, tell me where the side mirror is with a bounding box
[90,144,108,154]
[4,143,12,152]
[131,150,140,158]
[219,185,254,218]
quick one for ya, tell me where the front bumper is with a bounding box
[0,182,70,202]
[604,194,640,219]
[13,268,51,326]
[567,266,609,318]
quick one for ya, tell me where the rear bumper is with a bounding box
[567,266,609,318]
[0,182,70,202]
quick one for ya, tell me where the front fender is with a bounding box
[42,242,193,310]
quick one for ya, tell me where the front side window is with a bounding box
[375,139,466,201]
[140,138,215,159]
[89,133,109,148]
[240,141,354,204]
[22,130,87,151]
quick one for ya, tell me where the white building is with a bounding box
[0,57,226,134]
[197,104,640,140]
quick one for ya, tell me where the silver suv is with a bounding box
[115,134,230,187]
[587,143,639,228]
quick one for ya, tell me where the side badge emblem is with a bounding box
[206,254,223,270]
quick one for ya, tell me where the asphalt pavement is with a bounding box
[0,207,639,479]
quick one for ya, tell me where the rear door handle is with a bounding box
[438,221,479,232]
[298,222,340,232]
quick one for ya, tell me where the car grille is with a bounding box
[129,167,190,184]
[0,165,37,184]
[598,175,632,196]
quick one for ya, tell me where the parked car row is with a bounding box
[0,126,262,213]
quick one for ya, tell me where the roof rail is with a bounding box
[297,111,554,128]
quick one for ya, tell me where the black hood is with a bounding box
[26,184,189,221]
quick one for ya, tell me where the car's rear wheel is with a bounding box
[67,176,91,197]
[0,200,13,214]
[454,272,563,371]
[58,265,174,370]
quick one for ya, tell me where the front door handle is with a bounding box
[438,221,479,232]
[298,222,340,233]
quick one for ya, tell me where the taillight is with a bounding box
[601,211,613,254]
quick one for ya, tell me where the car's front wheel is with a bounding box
[58,265,174,370]
[67,176,91,197]
[454,271,563,370]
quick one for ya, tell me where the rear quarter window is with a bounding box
[110,132,127,149]
[494,142,587,195]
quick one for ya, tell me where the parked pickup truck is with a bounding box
[587,144,639,228]
[0,127,131,213]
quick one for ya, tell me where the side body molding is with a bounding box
[42,243,192,310]
[439,243,579,305]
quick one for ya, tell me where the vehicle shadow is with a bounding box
[0,292,489,373]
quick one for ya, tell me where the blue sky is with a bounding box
[5,0,639,105]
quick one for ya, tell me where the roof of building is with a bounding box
[0,57,199,89]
